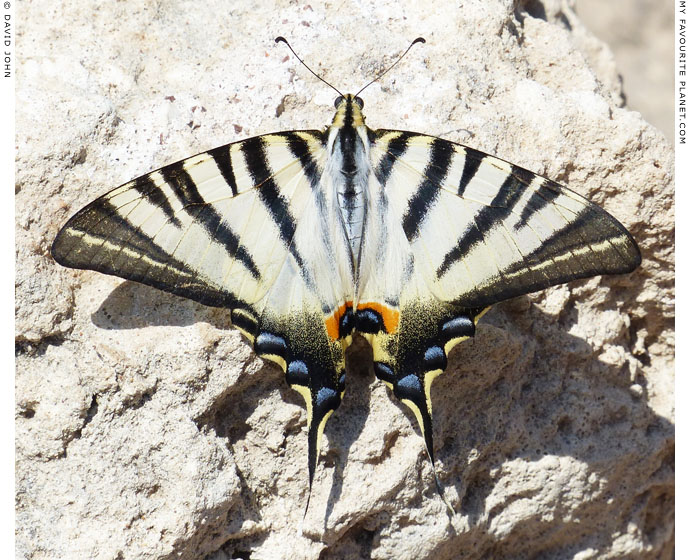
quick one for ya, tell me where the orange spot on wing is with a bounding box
[325,301,352,341]
[356,301,400,334]
[324,301,401,341]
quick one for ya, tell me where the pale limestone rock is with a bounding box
[16,0,673,558]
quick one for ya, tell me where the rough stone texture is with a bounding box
[16,0,674,559]
[577,0,674,141]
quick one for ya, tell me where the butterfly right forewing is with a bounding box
[369,130,641,309]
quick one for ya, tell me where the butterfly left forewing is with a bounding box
[53,132,326,306]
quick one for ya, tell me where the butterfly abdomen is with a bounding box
[329,95,373,273]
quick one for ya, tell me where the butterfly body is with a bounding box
[52,92,640,504]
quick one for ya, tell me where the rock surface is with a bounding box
[577,0,674,140]
[16,0,674,558]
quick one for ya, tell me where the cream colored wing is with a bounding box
[352,128,639,478]
[52,130,354,492]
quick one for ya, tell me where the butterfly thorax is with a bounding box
[327,95,371,280]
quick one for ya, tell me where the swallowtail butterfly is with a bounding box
[52,37,641,511]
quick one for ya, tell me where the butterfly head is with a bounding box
[334,94,363,110]
[331,94,366,128]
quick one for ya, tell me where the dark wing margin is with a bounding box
[52,192,241,308]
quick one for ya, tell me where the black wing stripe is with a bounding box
[437,169,524,278]
[436,221,485,278]
[241,136,305,269]
[161,161,262,280]
[286,134,321,191]
[457,149,484,196]
[208,144,239,196]
[374,131,413,187]
[515,175,560,230]
[161,161,205,207]
[131,175,182,229]
[402,138,454,242]
[193,204,262,280]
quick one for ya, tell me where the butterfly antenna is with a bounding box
[354,37,426,98]
[275,36,344,98]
